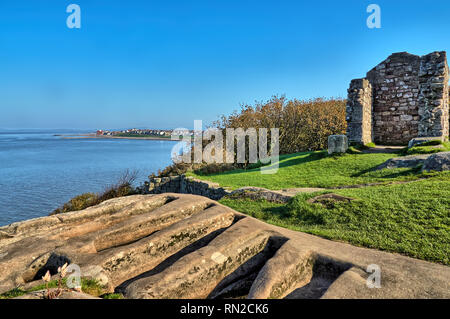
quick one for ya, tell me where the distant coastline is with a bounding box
[60,133,181,141]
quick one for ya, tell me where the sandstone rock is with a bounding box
[422,152,450,171]
[248,242,317,299]
[0,193,449,299]
[125,218,285,299]
[327,135,348,154]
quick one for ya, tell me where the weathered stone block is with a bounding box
[328,135,348,154]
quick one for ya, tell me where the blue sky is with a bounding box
[0,0,449,130]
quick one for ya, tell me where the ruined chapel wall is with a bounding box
[366,52,421,144]
[346,79,372,144]
[418,51,449,138]
[346,51,449,145]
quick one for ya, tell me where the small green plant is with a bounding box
[0,288,27,299]
[81,278,105,296]
[101,293,124,299]
[51,170,139,215]
[0,275,106,299]
[38,262,69,299]
[41,270,52,298]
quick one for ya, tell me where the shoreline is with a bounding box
[60,134,181,141]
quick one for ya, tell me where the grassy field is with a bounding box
[188,150,437,189]
[220,173,450,264]
[186,147,450,264]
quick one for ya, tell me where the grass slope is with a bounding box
[220,173,450,265]
[189,151,431,189]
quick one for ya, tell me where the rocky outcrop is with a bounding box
[422,152,450,171]
[375,152,450,172]
[0,194,449,299]
[228,187,324,203]
[375,154,430,170]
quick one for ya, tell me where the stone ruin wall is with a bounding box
[366,53,421,144]
[418,52,449,138]
[143,174,230,200]
[346,78,373,144]
[346,51,449,145]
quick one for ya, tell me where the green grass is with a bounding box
[196,149,449,264]
[0,288,27,299]
[0,278,107,299]
[404,141,450,155]
[219,173,450,265]
[101,293,124,299]
[188,151,429,189]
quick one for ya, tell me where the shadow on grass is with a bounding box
[261,205,289,218]
[350,165,421,179]
[193,151,324,178]
[276,151,327,169]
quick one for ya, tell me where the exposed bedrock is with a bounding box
[0,193,449,299]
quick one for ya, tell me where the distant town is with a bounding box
[96,128,195,139]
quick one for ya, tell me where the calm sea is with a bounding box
[0,130,177,226]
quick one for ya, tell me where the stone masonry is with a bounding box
[143,174,231,200]
[346,51,449,145]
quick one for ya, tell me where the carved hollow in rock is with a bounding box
[0,193,449,299]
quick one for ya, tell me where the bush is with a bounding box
[149,162,196,178]
[97,169,138,203]
[214,96,347,155]
[193,163,236,175]
[51,193,98,215]
[51,170,139,215]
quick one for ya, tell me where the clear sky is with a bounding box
[0,0,449,130]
